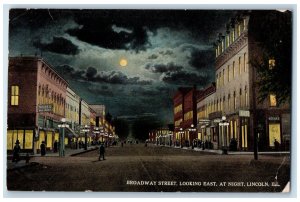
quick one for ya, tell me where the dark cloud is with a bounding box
[148,54,158,59]
[87,86,114,97]
[159,49,173,55]
[56,65,152,85]
[188,49,215,69]
[162,70,209,86]
[145,62,183,73]
[33,37,79,55]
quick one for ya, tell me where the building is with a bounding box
[173,86,200,147]
[196,83,217,149]
[7,56,113,153]
[212,10,291,151]
[7,56,68,153]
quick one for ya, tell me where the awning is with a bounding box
[65,127,79,137]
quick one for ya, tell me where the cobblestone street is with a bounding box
[7,144,290,192]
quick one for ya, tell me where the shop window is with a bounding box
[269,123,281,146]
[11,85,19,106]
[269,59,276,70]
[270,94,277,107]
[25,130,33,149]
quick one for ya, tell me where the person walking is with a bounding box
[53,140,58,153]
[99,143,105,161]
[12,140,21,163]
[40,141,46,156]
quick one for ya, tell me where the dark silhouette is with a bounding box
[12,140,21,163]
[99,144,105,161]
[40,141,46,156]
[53,140,58,152]
[274,139,280,151]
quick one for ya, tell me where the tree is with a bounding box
[250,10,292,105]
[112,118,130,140]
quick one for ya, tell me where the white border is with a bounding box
[1,1,299,201]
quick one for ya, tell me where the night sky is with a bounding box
[9,9,236,125]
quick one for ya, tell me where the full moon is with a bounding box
[119,58,128,67]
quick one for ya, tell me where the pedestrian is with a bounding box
[121,141,124,147]
[12,140,21,163]
[99,143,105,161]
[274,139,280,151]
[53,140,58,153]
[40,141,46,156]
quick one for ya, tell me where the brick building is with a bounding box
[173,86,201,147]
[8,57,68,153]
[210,10,291,151]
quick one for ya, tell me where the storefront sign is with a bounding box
[239,110,250,117]
[38,104,53,112]
[268,116,280,121]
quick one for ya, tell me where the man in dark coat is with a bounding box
[12,140,21,163]
[99,143,105,161]
[40,141,46,156]
[53,140,58,153]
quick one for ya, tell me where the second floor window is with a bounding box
[11,85,19,106]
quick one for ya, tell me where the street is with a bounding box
[7,144,290,192]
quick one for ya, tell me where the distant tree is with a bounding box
[131,118,162,141]
[250,10,292,105]
[112,118,130,140]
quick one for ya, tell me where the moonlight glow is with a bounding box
[119,58,128,67]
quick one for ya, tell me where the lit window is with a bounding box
[269,59,276,70]
[221,41,224,52]
[232,61,235,78]
[11,85,19,106]
[239,57,241,74]
[227,65,230,82]
[244,53,247,72]
[270,94,277,107]
[238,24,241,36]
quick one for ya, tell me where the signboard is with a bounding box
[268,116,280,121]
[239,110,250,117]
[38,104,53,112]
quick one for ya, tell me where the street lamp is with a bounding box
[188,124,197,149]
[219,115,229,154]
[94,127,100,144]
[82,125,89,150]
[179,128,184,148]
[58,118,69,157]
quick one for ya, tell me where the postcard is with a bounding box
[6,8,292,193]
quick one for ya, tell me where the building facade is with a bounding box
[8,57,68,153]
[213,10,291,151]
[7,56,115,153]
[173,87,200,147]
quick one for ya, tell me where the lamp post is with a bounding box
[58,118,69,157]
[82,125,89,150]
[219,115,229,154]
[94,127,100,144]
[188,124,197,149]
[179,128,184,148]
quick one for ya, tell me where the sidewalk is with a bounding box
[153,143,290,155]
[6,146,98,170]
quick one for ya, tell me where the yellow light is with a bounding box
[119,58,128,67]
